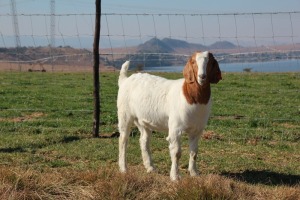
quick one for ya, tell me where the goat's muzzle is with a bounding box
[198,74,207,85]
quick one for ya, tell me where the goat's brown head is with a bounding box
[183,51,222,85]
[182,51,222,104]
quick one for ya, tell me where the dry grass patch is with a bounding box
[1,166,299,200]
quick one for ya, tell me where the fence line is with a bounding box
[0,11,300,71]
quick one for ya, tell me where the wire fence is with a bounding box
[0,12,300,71]
[0,11,299,145]
[99,12,300,73]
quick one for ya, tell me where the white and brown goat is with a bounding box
[117,51,222,180]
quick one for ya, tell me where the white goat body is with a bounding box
[118,72,210,132]
[117,52,221,180]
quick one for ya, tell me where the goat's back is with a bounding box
[117,73,183,130]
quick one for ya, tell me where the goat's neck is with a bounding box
[182,81,211,105]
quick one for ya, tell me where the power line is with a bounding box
[9,0,21,71]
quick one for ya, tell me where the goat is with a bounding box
[117,51,222,181]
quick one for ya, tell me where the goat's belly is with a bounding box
[130,94,170,131]
[134,114,169,132]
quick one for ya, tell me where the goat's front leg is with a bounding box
[166,132,182,181]
[118,124,131,173]
[188,133,201,177]
[138,126,155,173]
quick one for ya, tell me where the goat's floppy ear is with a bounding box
[208,52,222,83]
[183,58,195,83]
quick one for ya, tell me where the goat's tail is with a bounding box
[118,61,130,86]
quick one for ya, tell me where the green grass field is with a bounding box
[0,71,299,199]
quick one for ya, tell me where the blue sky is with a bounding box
[0,0,93,14]
[0,0,299,48]
[103,0,300,14]
[0,0,299,14]
[102,0,300,47]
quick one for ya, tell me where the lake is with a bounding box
[144,59,300,72]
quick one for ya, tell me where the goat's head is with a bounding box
[183,51,222,85]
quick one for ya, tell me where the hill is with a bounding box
[0,46,92,66]
[209,41,237,49]
[0,38,238,70]
[113,38,237,68]
[136,38,237,54]
[137,38,173,53]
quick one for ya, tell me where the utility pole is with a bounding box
[50,0,55,48]
[10,0,21,70]
[10,0,20,47]
[50,0,55,71]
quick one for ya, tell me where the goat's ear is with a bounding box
[208,52,222,83]
[183,59,195,83]
[208,52,215,61]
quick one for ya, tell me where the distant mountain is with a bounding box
[162,38,207,52]
[120,38,239,68]
[161,38,190,49]
[209,41,237,49]
[137,37,173,53]
[137,38,237,54]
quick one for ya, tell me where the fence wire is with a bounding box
[0,12,300,71]
[0,12,299,146]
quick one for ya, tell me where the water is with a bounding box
[144,59,300,72]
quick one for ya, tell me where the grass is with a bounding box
[0,71,299,199]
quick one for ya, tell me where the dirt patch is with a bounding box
[273,122,300,129]
[0,112,46,123]
[247,137,261,146]
[202,131,223,140]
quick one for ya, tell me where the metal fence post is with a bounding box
[93,0,101,137]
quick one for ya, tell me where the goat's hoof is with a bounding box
[146,166,155,173]
[119,168,127,173]
[170,174,181,181]
[189,170,199,177]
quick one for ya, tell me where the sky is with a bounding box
[103,0,300,14]
[0,0,299,14]
[0,0,299,48]
[0,0,93,14]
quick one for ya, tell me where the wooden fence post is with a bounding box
[93,0,101,137]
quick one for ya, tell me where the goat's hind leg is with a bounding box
[137,125,155,173]
[118,118,132,173]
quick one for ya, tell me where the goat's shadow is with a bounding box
[222,170,300,186]
[0,147,27,153]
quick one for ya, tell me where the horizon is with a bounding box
[1,36,299,50]
[0,1,300,49]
